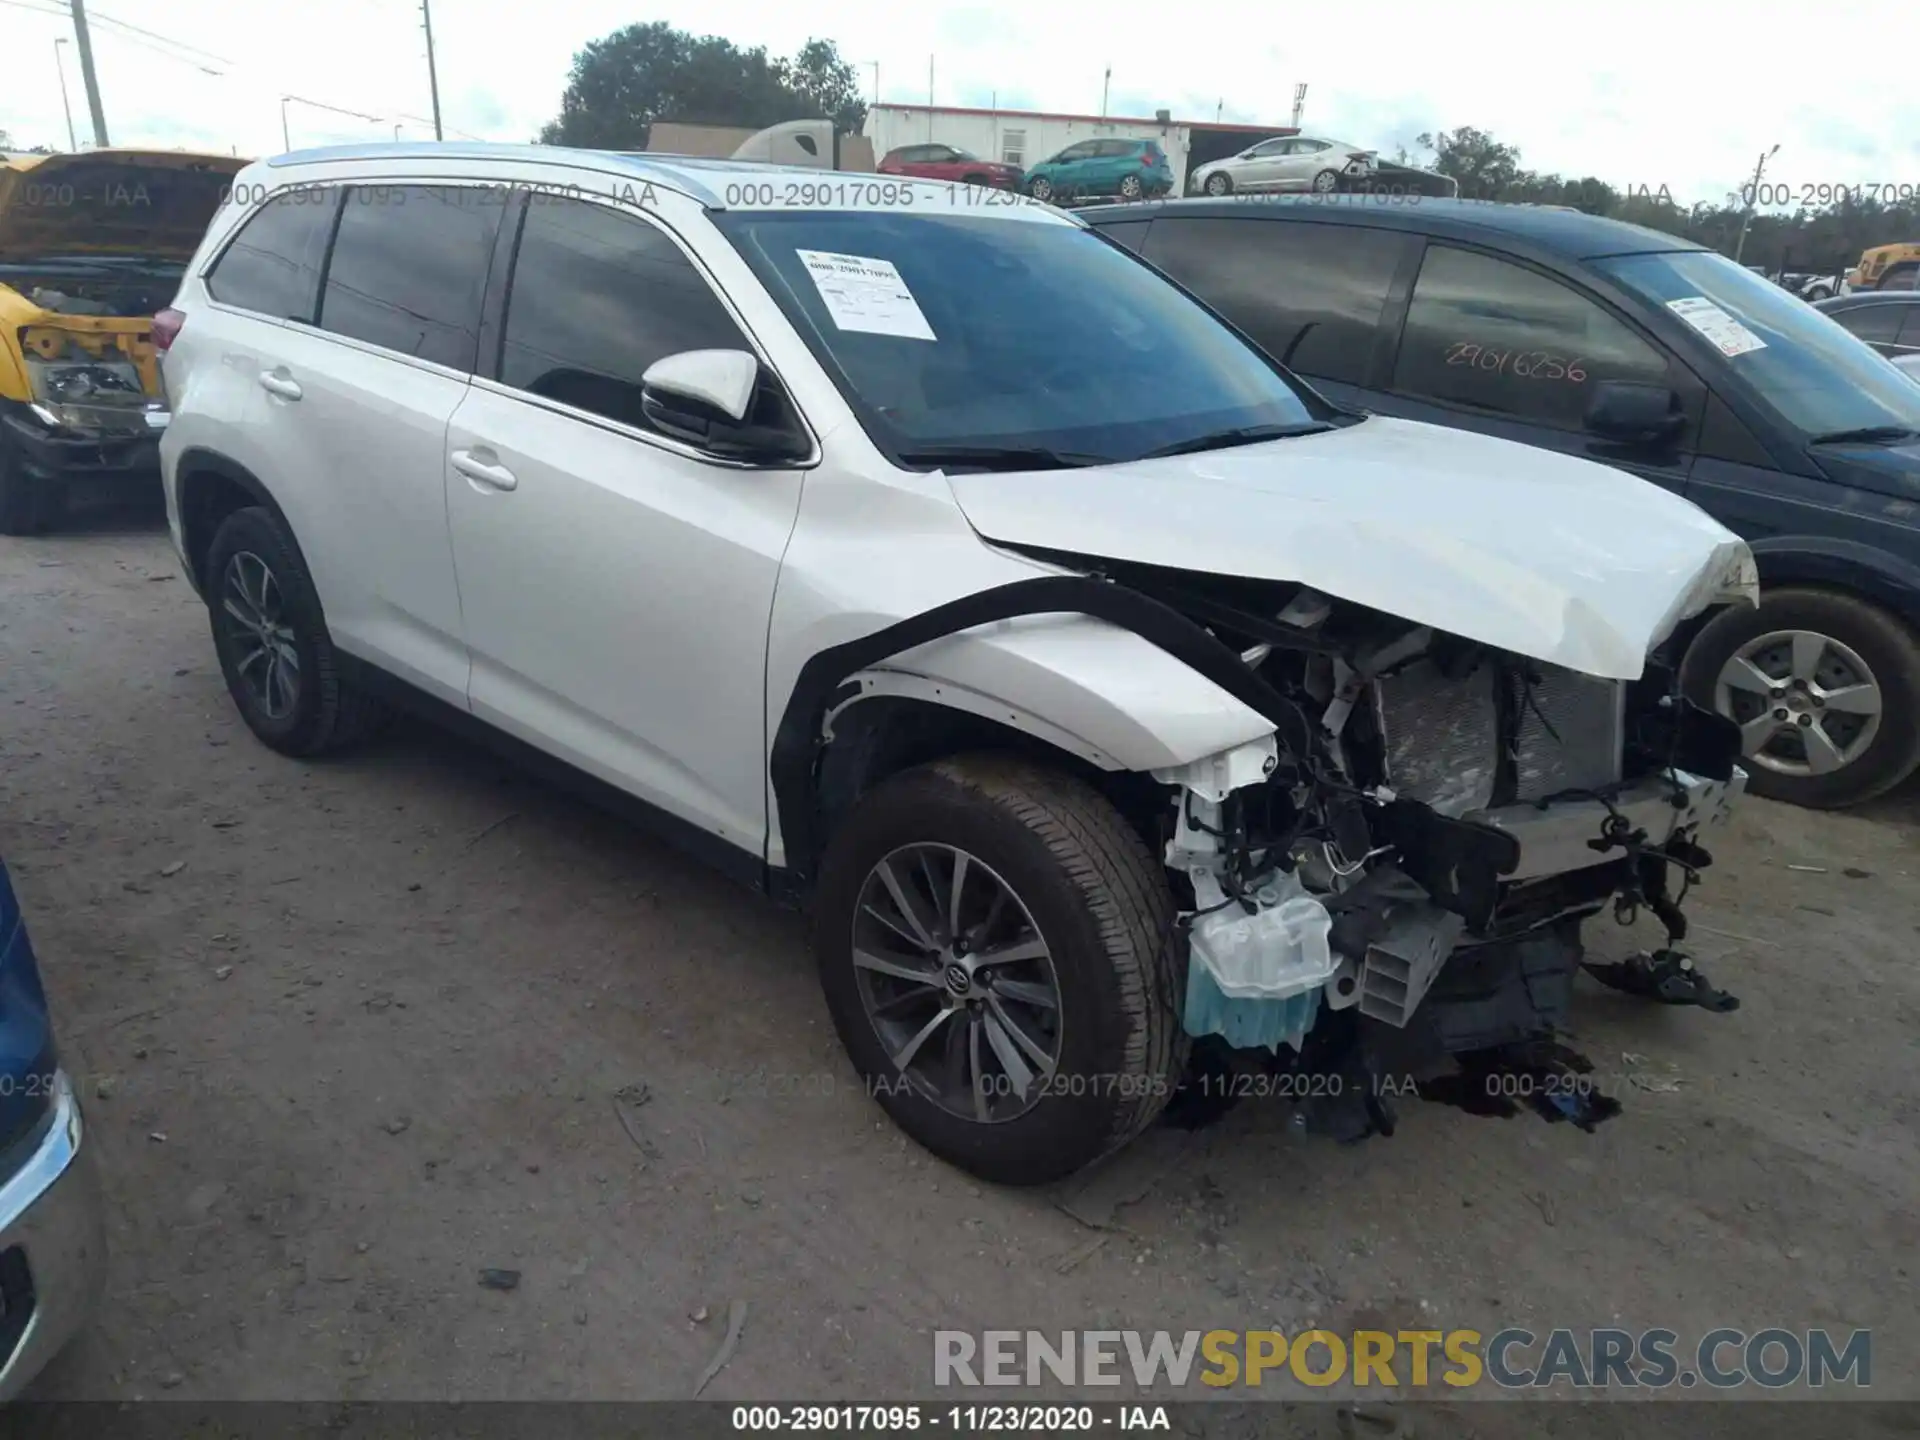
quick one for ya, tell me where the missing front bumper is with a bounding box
[1467,767,1747,882]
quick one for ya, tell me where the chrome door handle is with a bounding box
[451,449,518,492]
[258,370,302,401]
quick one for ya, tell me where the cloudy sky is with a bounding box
[3,0,1916,208]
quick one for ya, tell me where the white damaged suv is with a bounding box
[157,145,1756,1183]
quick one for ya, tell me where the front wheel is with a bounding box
[1204,171,1234,197]
[1681,587,1920,808]
[814,755,1184,1186]
[1027,176,1053,202]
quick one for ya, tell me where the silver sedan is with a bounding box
[1189,136,1376,196]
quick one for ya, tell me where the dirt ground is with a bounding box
[2,500,1916,1426]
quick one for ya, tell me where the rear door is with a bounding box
[192,182,498,702]
[1137,214,1417,409]
[1371,241,1703,497]
[443,195,806,853]
[300,183,502,697]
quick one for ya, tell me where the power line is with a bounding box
[5,0,493,145]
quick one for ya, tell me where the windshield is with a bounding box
[714,210,1321,466]
[1596,250,1920,437]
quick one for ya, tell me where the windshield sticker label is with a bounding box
[1666,297,1768,357]
[797,250,936,341]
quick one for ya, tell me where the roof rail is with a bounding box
[262,142,723,207]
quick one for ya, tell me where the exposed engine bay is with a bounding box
[5,266,182,320]
[1098,556,1750,1140]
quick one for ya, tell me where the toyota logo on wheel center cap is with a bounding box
[943,962,971,996]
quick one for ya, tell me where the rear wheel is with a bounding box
[1682,587,1920,808]
[1311,168,1340,193]
[815,755,1184,1185]
[1118,173,1145,201]
[205,505,391,757]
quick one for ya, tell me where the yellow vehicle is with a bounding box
[1849,241,1920,293]
[1,148,245,533]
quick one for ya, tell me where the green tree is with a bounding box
[539,24,867,149]
[778,39,867,135]
[1415,126,1524,200]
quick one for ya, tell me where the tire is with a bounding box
[1118,173,1144,201]
[0,442,63,537]
[814,754,1185,1186]
[1028,176,1053,202]
[1204,171,1233,197]
[204,505,390,758]
[1877,263,1919,292]
[1681,587,1920,808]
[1311,168,1340,193]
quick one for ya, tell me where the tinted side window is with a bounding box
[500,197,748,432]
[1390,245,1668,428]
[1831,304,1902,345]
[317,185,498,371]
[1096,221,1151,253]
[206,188,338,322]
[1897,309,1920,348]
[1143,217,1406,385]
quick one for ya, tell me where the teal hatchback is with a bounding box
[1024,138,1173,204]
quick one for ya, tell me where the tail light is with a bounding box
[1141,151,1156,166]
[152,308,186,352]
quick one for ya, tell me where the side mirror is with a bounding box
[640,349,809,463]
[1584,380,1685,445]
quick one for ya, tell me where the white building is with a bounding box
[863,104,1293,196]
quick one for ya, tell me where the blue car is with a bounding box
[0,848,105,1399]
[1024,138,1174,205]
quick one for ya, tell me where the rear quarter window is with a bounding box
[204,187,340,323]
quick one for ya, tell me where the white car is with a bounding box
[1190,136,1376,196]
[158,146,1755,1185]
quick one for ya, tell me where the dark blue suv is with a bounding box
[1083,197,1920,808]
[0,847,105,1397]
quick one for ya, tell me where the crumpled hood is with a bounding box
[945,416,1758,681]
[0,150,245,263]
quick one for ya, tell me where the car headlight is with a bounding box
[24,356,153,434]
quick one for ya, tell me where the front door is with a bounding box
[1366,242,1700,497]
[443,196,805,855]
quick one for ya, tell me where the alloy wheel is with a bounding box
[220,550,301,720]
[1714,628,1883,778]
[1205,173,1231,196]
[850,843,1063,1124]
[1312,169,1338,193]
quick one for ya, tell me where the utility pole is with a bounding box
[52,40,77,151]
[1101,67,1111,119]
[927,56,934,139]
[1732,143,1779,264]
[68,0,109,147]
[281,97,291,151]
[1291,82,1307,129]
[421,0,444,140]
[870,61,879,107]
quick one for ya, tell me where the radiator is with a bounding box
[1374,660,1623,815]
